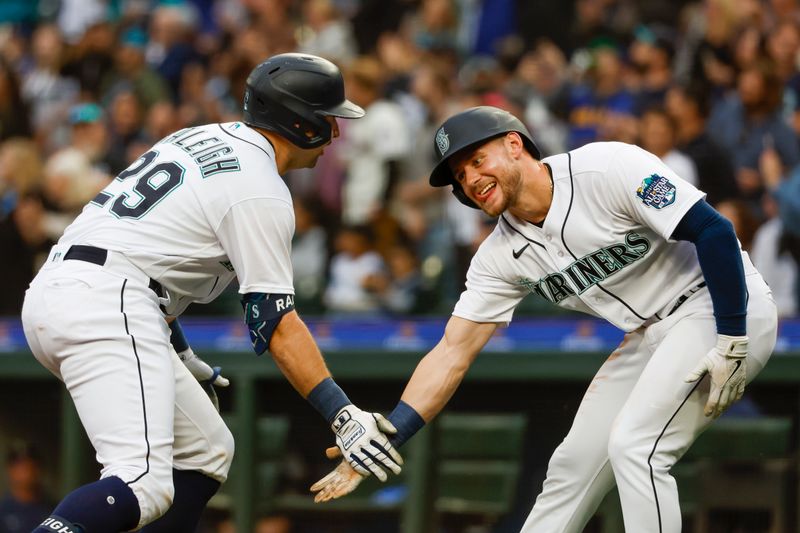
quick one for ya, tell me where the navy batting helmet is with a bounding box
[429,106,541,208]
[243,53,364,149]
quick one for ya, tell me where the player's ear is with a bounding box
[505,132,524,158]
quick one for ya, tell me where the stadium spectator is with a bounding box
[0,57,31,141]
[106,90,146,173]
[40,147,109,240]
[715,198,761,252]
[339,56,411,225]
[750,203,798,317]
[0,442,51,532]
[298,0,358,66]
[363,241,428,315]
[291,197,329,314]
[565,38,636,149]
[60,21,115,101]
[145,4,201,98]
[511,38,570,155]
[638,106,698,187]
[21,24,78,149]
[707,59,800,199]
[324,225,386,315]
[101,27,170,112]
[0,139,48,315]
[629,24,676,115]
[664,81,739,205]
[66,102,112,174]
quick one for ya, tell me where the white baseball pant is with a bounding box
[21,246,234,528]
[521,272,777,533]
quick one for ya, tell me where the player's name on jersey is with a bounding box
[516,231,651,303]
[163,127,242,178]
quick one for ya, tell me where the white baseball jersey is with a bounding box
[454,142,758,331]
[58,121,295,316]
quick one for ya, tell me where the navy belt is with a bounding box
[666,281,707,317]
[64,245,164,297]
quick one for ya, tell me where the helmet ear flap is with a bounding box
[452,183,479,209]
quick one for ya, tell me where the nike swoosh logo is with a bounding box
[513,243,530,259]
[723,360,743,386]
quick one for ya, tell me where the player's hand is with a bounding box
[178,348,230,411]
[685,335,748,418]
[331,405,403,481]
[310,453,366,503]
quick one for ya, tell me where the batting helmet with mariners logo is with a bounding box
[243,53,365,149]
[429,106,541,208]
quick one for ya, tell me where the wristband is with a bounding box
[387,400,425,448]
[307,377,351,424]
[169,319,190,353]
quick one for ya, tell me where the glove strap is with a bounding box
[716,334,748,358]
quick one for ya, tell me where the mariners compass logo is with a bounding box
[435,127,449,155]
[636,174,676,209]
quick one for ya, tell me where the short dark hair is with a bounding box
[676,81,712,119]
[6,441,41,465]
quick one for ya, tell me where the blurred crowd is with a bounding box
[1,0,799,319]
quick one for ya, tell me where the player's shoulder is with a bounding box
[550,142,643,176]
[156,121,274,158]
[470,217,519,269]
[566,141,632,162]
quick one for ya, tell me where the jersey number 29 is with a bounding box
[91,150,185,219]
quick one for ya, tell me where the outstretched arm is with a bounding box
[397,316,498,424]
[311,316,497,502]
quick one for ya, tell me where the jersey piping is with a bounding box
[119,279,151,484]
[217,124,273,160]
[563,151,648,321]
[500,215,546,249]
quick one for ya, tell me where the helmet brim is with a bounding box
[318,99,365,119]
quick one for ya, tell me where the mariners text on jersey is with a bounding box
[164,127,242,178]
[517,231,651,303]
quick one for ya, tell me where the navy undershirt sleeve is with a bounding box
[670,200,747,336]
[169,319,190,353]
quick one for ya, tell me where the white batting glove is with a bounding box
[310,457,365,503]
[685,335,748,418]
[331,405,403,481]
[178,348,230,387]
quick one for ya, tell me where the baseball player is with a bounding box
[310,106,778,533]
[21,53,402,533]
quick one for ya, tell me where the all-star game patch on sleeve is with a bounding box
[608,144,705,241]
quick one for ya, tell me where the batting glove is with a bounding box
[331,405,403,481]
[178,348,230,411]
[311,457,365,503]
[685,335,748,418]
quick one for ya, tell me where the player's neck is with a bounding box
[508,161,553,225]
[253,128,293,173]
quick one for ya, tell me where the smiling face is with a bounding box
[448,134,524,216]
